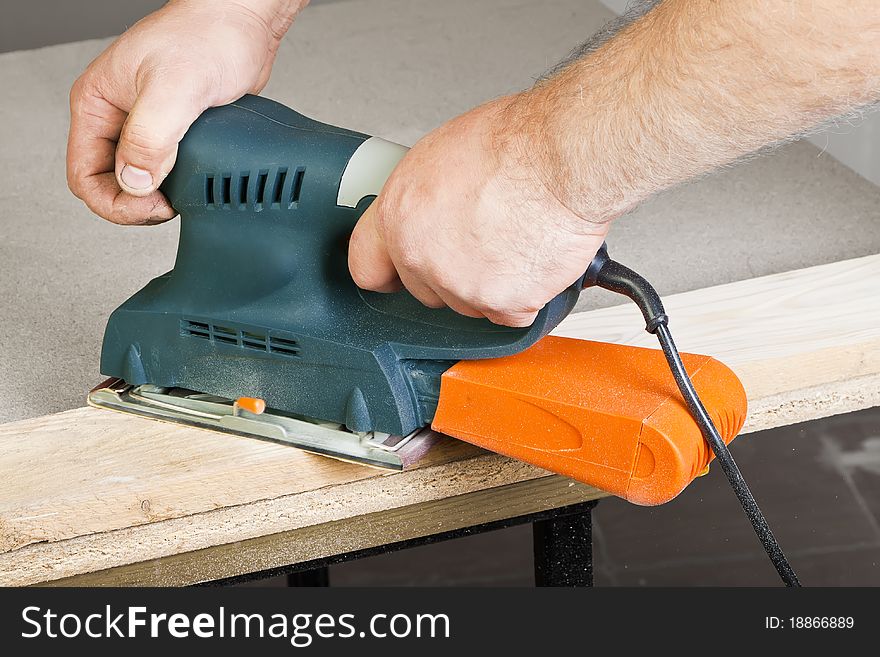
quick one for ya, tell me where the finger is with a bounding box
[432,287,485,319]
[67,81,123,193]
[349,203,402,292]
[397,269,446,309]
[67,81,175,224]
[482,309,540,328]
[80,172,175,225]
[115,70,207,196]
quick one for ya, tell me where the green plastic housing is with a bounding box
[99,95,582,435]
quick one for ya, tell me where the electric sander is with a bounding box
[88,95,798,584]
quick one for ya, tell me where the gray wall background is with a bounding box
[0,0,335,53]
[4,0,878,186]
[0,1,166,52]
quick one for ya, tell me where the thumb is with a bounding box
[115,73,205,196]
[349,202,402,293]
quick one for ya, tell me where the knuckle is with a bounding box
[66,166,82,198]
[69,68,103,110]
[429,266,463,297]
[420,295,446,309]
[122,122,172,160]
[467,287,505,313]
[69,76,85,105]
[394,247,424,275]
[66,161,93,202]
[499,314,535,328]
[374,177,419,228]
[67,177,84,200]
[103,213,131,226]
[467,287,541,317]
[482,311,510,327]
[349,258,394,291]
[481,303,538,327]
[372,194,398,231]
[348,258,375,289]
[349,265,374,290]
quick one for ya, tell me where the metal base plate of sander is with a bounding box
[88,378,439,470]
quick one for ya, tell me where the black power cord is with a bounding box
[581,245,801,587]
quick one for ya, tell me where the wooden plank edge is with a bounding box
[742,372,880,435]
[0,451,601,586]
[36,476,603,587]
[4,361,879,586]
[18,369,880,587]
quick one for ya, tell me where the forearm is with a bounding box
[525,0,880,223]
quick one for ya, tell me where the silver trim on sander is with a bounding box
[88,378,440,470]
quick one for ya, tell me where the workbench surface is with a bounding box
[2,0,880,424]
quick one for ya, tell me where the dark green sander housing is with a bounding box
[99,95,582,436]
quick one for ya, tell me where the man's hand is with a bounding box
[348,95,609,327]
[350,0,880,328]
[67,0,306,225]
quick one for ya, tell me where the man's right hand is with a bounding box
[67,0,305,225]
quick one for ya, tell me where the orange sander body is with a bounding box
[433,336,747,506]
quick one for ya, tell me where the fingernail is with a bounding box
[121,164,153,190]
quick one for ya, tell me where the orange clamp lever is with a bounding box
[235,397,266,415]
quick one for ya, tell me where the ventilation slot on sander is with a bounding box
[205,168,305,211]
[182,320,300,358]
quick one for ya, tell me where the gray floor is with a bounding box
[1,0,879,586]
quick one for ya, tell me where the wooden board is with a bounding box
[554,254,880,433]
[2,254,879,586]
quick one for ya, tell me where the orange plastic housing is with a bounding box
[432,336,747,506]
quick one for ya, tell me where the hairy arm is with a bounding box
[349,0,880,326]
[526,0,880,223]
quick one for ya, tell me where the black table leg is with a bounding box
[207,499,600,587]
[533,501,597,587]
[287,567,330,587]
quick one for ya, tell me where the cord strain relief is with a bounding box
[645,314,669,334]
